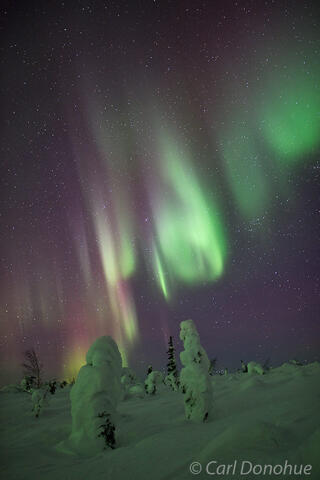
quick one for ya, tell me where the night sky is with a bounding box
[1,0,320,384]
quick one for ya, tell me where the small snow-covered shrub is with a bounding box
[145,371,163,395]
[247,361,264,375]
[121,367,139,397]
[263,358,271,371]
[241,360,248,373]
[289,358,303,366]
[179,319,212,422]
[209,358,217,375]
[31,388,49,417]
[128,384,145,398]
[48,380,57,395]
[121,367,138,385]
[21,375,36,392]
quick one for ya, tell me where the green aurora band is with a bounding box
[220,60,320,220]
[261,72,320,162]
[151,134,227,299]
[221,124,270,219]
[153,246,170,300]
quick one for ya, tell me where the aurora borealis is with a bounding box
[150,131,227,295]
[1,1,319,384]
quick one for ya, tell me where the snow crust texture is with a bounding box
[1,361,320,480]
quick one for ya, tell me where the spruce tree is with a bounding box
[167,336,176,375]
[166,336,179,390]
[209,357,217,375]
[97,411,116,449]
[241,360,248,373]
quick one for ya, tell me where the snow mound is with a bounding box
[179,319,212,422]
[0,384,21,393]
[58,335,122,456]
[247,361,264,375]
[128,384,145,399]
[145,371,164,394]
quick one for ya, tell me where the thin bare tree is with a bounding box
[22,348,43,388]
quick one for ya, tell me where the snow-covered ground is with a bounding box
[1,362,319,480]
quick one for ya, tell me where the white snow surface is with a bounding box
[1,362,320,480]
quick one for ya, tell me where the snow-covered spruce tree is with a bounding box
[121,367,138,388]
[208,357,217,376]
[121,367,139,399]
[262,358,271,372]
[241,360,248,373]
[179,319,212,422]
[48,379,57,395]
[22,349,43,389]
[20,375,36,392]
[67,336,122,455]
[31,387,49,418]
[145,371,163,395]
[165,336,179,391]
[290,358,303,366]
[128,383,145,398]
[247,361,264,375]
[144,364,153,393]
